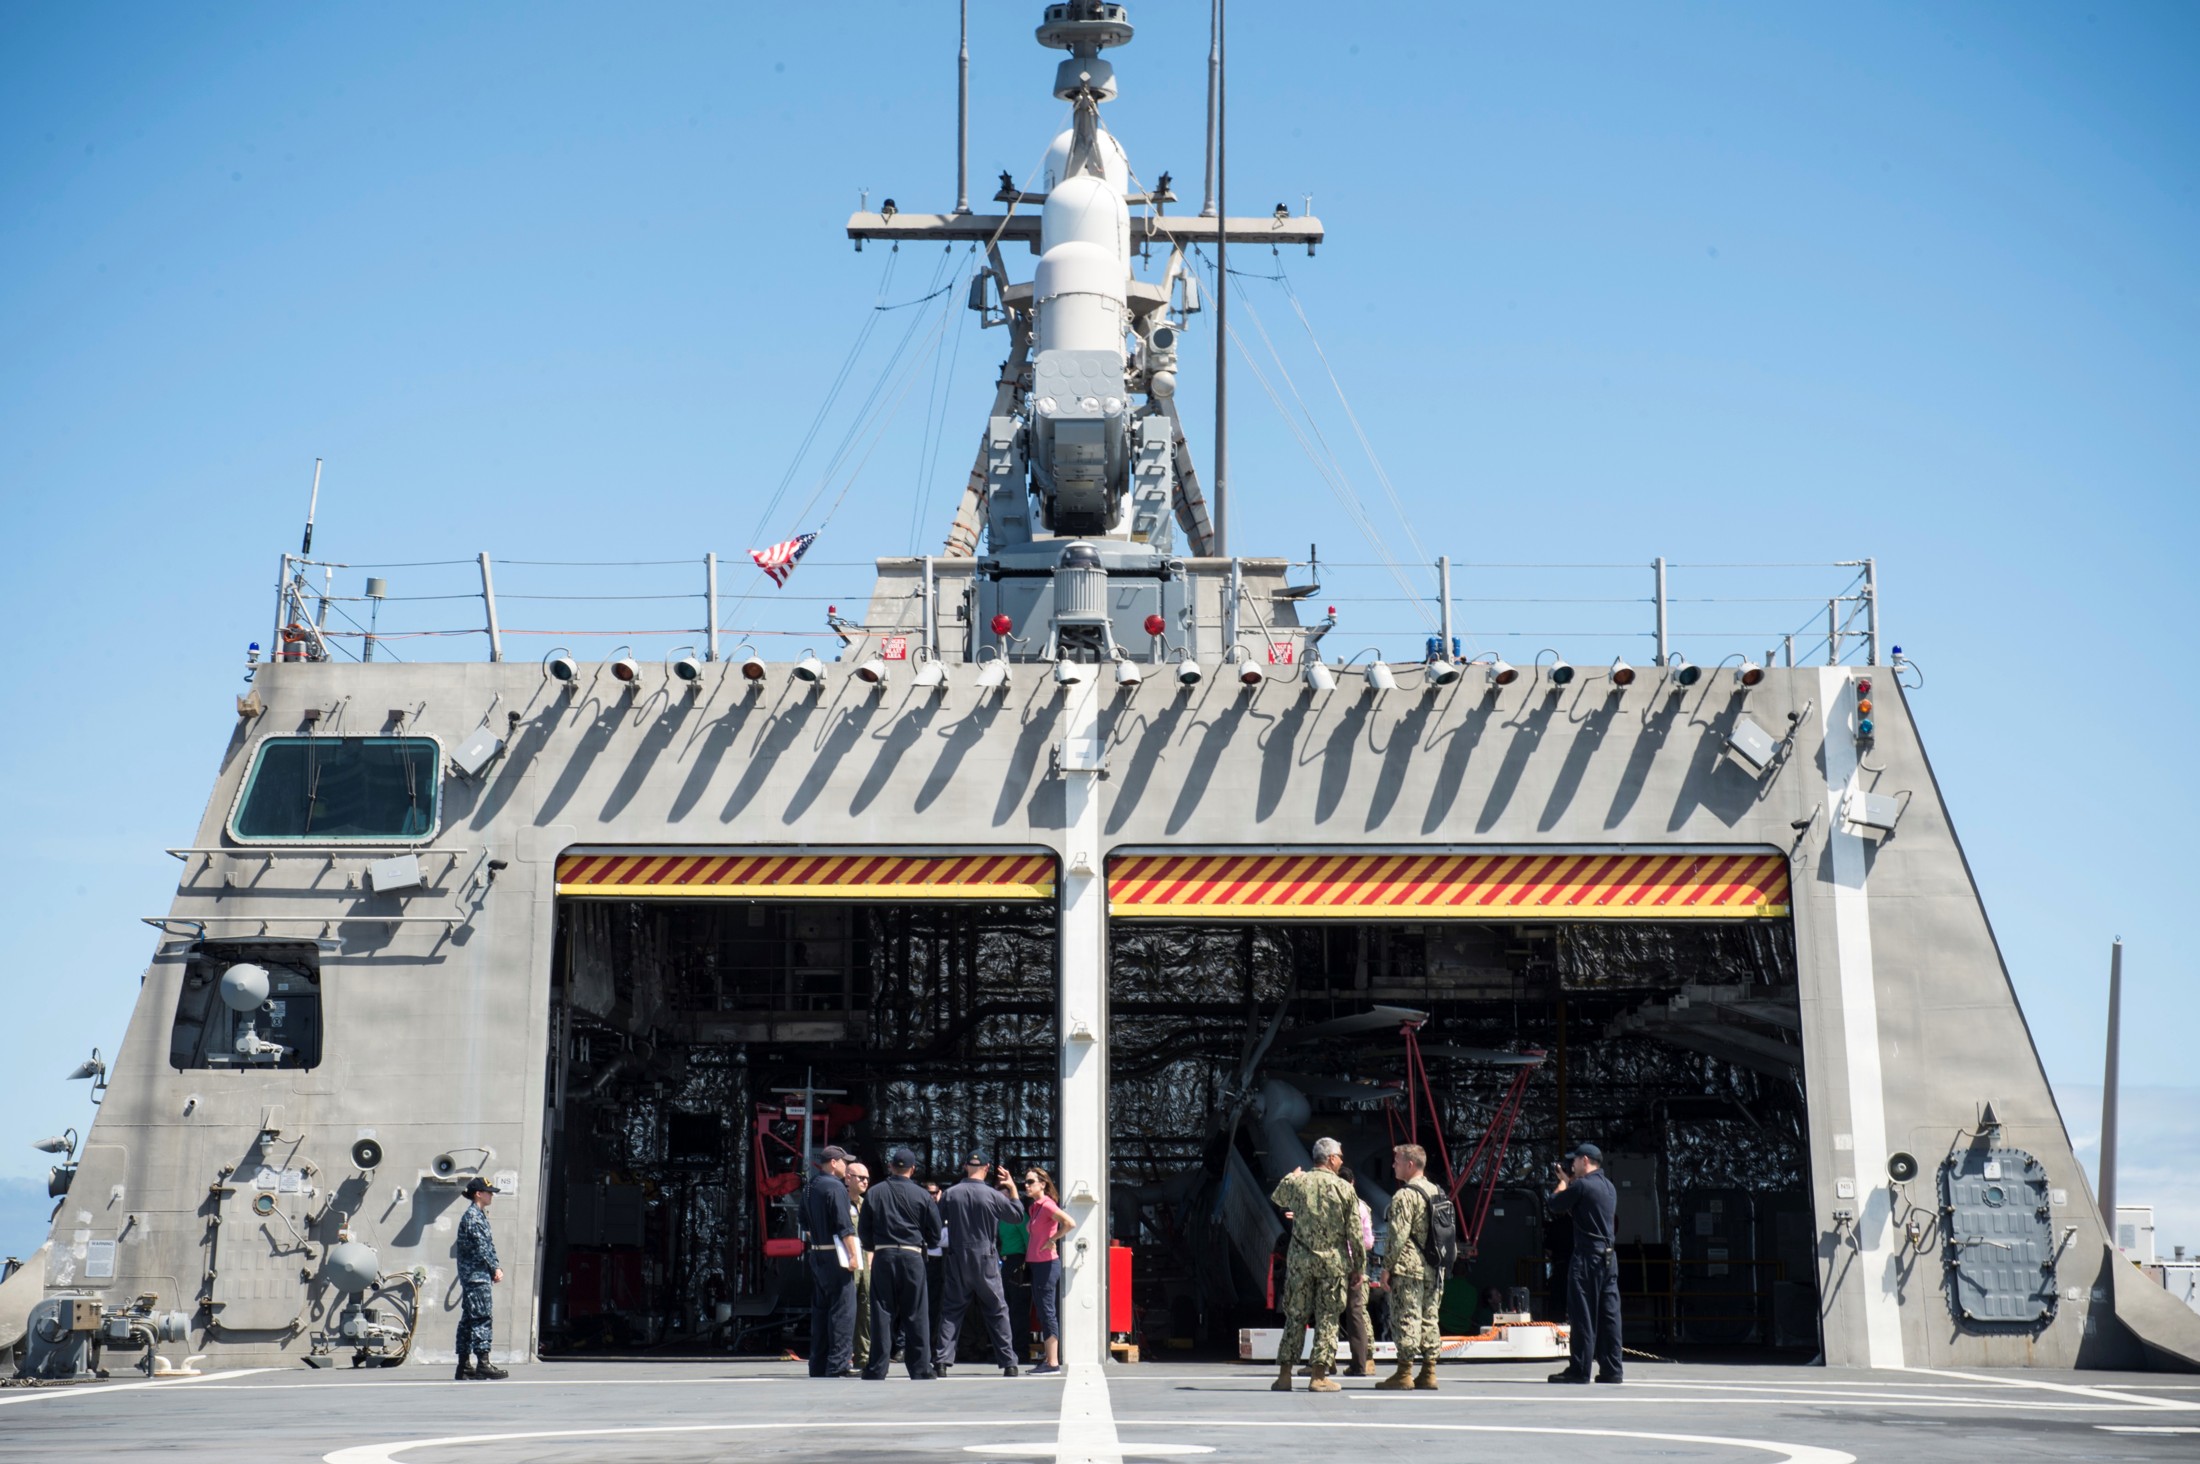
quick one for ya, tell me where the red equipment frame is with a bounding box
[1392,1018,1546,1258]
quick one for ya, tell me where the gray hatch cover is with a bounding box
[1941,1145,2056,1324]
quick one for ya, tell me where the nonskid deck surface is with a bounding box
[4,1360,2197,1462]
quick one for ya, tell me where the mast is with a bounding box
[1211,0,1228,555]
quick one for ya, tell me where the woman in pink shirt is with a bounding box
[1021,1167,1077,1374]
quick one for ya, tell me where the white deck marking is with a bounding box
[1113,1419,1855,1464]
[1905,1367,2200,1412]
[0,1367,276,1407]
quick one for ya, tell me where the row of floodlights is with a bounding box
[539,647,1772,697]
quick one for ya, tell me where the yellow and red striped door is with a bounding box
[1106,850,1789,921]
[555,849,1057,902]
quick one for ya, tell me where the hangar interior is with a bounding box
[540,898,1816,1361]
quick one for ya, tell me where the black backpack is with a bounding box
[1421,1181,1460,1274]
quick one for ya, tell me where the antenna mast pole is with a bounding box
[955,0,971,213]
[301,457,323,556]
[1200,2,1220,218]
[1211,0,1228,556]
[2100,937,2123,1245]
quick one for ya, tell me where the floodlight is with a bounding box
[610,656,640,684]
[1428,660,1462,687]
[1609,658,1637,687]
[1669,659,1703,687]
[1304,658,1336,694]
[975,658,1009,693]
[1365,661,1397,694]
[792,653,825,684]
[1735,659,1766,688]
[1237,658,1265,689]
[855,656,889,688]
[739,650,767,682]
[1487,659,1520,687]
[1054,660,1091,687]
[545,655,579,684]
[1724,716,1780,776]
[1549,659,1577,686]
[671,655,704,685]
[1175,656,1204,687]
[914,659,948,695]
[1114,658,1143,688]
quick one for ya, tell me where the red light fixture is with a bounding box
[991,614,1013,637]
[1143,614,1166,637]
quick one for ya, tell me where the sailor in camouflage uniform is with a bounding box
[1268,1136,1367,1392]
[454,1177,508,1380]
[1377,1143,1444,1391]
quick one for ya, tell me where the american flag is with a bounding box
[749,532,817,587]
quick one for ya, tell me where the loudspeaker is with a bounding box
[1887,1151,1920,1184]
[351,1138,384,1170]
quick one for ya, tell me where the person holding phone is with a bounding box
[1021,1167,1076,1375]
[1547,1142,1623,1384]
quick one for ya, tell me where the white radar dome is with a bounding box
[219,962,272,1012]
[1043,127,1130,196]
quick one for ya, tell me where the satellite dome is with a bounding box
[219,962,271,1012]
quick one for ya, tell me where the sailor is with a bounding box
[933,1152,1025,1377]
[858,1147,942,1379]
[1377,1143,1443,1392]
[1548,1142,1623,1385]
[453,1177,508,1381]
[847,1160,873,1371]
[1268,1137,1367,1393]
[801,1145,861,1378]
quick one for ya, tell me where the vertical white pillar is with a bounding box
[1057,670,1110,1366]
[1817,667,1906,1369]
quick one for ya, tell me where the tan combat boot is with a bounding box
[1414,1360,1439,1390]
[1374,1361,1416,1390]
[1307,1364,1342,1393]
[1271,1359,1294,1392]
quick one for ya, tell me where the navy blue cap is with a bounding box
[888,1147,919,1169]
[963,1151,990,1169]
[1566,1142,1604,1164]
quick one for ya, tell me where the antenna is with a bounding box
[300,457,323,556]
[1212,0,1229,555]
[2100,937,2123,1245]
[955,0,970,214]
[1200,0,1220,218]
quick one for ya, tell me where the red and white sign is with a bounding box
[1268,640,1297,665]
[880,636,910,662]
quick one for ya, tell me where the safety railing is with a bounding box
[265,550,1884,671]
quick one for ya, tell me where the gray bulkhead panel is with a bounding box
[38,632,2200,1371]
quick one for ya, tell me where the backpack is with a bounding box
[1418,1179,1460,1274]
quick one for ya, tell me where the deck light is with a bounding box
[1304,658,1336,694]
[991,613,1014,638]
[1175,653,1204,687]
[975,657,1009,693]
[914,659,947,695]
[1428,659,1462,687]
[1238,659,1265,689]
[1487,659,1520,687]
[1054,660,1090,687]
[1669,659,1703,687]
[1143,613,1167,638]
[1735,659,1766,688]
[738,648,767,682]
[610,655,640,685]
[545,653,579,685]
[855,656,889,688]
[1365,661,1397,694]
[1855,676,1875,740]
[671,655,704,686]
[1548,659,1577,686]
[1115,658,1143,689]
[1609,658,1637,687]
[792,652,825,684]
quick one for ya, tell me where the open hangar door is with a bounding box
[1104,849,1819,1361]
[541,850,1058,1356]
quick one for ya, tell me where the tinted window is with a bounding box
[231,736,439,841]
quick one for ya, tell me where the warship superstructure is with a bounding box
[7,1,2198,1380]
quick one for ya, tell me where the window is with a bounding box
[230,736,440,842]
[169,943,323,1071]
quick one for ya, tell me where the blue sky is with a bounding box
[2,2,2195,1258]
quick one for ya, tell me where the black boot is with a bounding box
[454,1359,478,1381]
[475,1358,509,1380]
